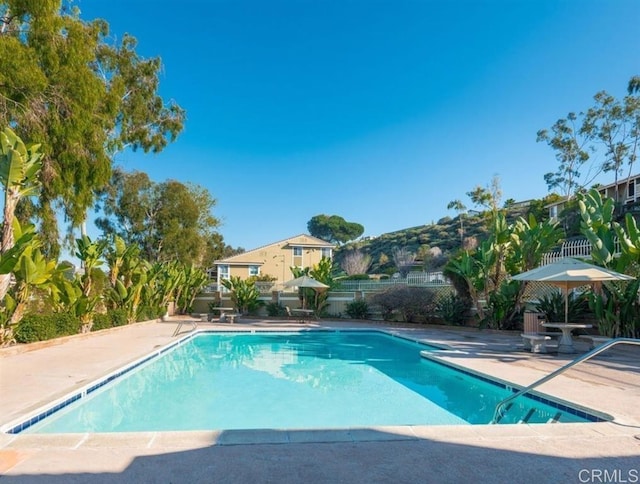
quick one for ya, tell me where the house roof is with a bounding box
[595,173,640,192]
[545,173,640,209]
[214,234,334,265]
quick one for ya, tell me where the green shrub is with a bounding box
[345,299,370,319]
[137,305,164,322]
[345,274,370,280]
[535,291,589,323]
[91,309,128,331]
[480,281,522,330]
[15,315,57,343]
[91,313,111,331]
[55,313,83,336]
[436,293,471,325]
[369,286,437,323]
[15,313,82,343]
[109,308,128,327]
[265,302,286,317]
[221,276,263,314]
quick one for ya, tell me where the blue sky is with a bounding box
[77,0,639,250]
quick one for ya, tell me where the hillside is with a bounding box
[334,202,544,275]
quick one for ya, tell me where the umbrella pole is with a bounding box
[564,284,569,324]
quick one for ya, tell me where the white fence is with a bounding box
[540,238,621,265]
[337,271,449,291]
[207,271,451,294]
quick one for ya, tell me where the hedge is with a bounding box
[15,313,82,344]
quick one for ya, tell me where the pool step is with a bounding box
[547,412,562,424]
[518,407,537,424]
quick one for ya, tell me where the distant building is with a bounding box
[213,234,334,290]
[547,174,640,222]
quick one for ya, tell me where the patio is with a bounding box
[1,317,639,483]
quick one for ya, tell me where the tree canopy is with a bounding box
[0,0,185,256]
[95,169,221,267]
[307,214,364,244]
[538,81,640,201]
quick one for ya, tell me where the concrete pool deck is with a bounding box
[1,317,639,483]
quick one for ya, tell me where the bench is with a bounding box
[521,334,552,353]
[579,335,612,350]
[190,313,209,322]
[521,312,561,353]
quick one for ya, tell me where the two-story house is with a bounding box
[548,173,640,222]
[213,234,334,290]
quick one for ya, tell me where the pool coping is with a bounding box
[2,419,637,452]
[1,327,610,435]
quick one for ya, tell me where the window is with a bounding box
[293,246,303,267]
[218,265,230,292]
[248,265,259,277]
[628,180,636,200]
[219,265,230,279]
[321,247,332,259]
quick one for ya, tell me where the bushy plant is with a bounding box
[535,290,589,323]
[91,308,129,332]
[345,274,370,280]
[15,313,82,343]
[55,313,83,336]
[436,293,471,325]
[345,299,370,319]
[221,276,263,314]
[369,286,437,323]
[109,308,129,327]
[480,281,522,330]
[14,314,57,343]
[136,305,165,322]
[91,313,111,331]
[265,302,287,317]
[588,280,640,337]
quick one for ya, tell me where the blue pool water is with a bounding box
[22,331,598,433]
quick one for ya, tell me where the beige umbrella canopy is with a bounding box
[283,275,329,309]
[512,257,635,323]
[283,275,329,289]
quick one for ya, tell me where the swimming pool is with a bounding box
[11,331,605,434]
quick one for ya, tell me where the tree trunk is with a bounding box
[7,299,26,328]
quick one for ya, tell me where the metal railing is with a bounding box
[491,338,640,424]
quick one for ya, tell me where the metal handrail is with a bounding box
[492,338,640,424]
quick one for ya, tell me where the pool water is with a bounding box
[23,331,595,433]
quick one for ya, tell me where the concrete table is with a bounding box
[542,322,592,353]
[209,307,235,322]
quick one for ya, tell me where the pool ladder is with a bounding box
[492,338,640,424]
